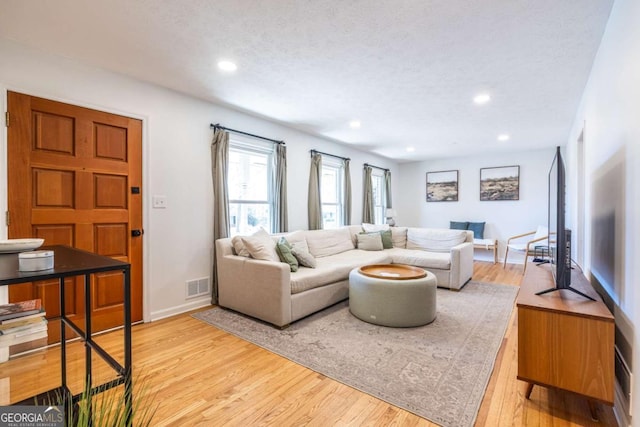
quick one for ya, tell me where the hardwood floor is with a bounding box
[0,262,618,426]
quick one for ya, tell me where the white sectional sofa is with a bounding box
[215,225,474,327]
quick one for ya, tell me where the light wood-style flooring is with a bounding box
[0,262,618,426]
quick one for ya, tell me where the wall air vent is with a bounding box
[186,277,211,299]
[614,345,633,417]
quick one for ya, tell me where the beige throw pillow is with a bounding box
[356,233,384,251]
[231,235,250,257]
[291,248,317,268]
[241,228,280,262]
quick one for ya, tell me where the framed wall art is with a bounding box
[426,170,458,202]
[480,165,520,201]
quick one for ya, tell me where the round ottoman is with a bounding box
[349,264,437,327]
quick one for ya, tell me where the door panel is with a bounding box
[7,91,143,345]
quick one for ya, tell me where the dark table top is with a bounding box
[0,245,129,286]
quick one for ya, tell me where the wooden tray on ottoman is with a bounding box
[358,264,427,280]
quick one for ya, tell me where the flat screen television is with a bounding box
[536,146,594,301]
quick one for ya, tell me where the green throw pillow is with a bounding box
[379,229,393,249]
[275,237,299,272]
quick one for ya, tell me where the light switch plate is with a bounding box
[152,195,167,209]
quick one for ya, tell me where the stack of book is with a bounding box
[0,299,48,358]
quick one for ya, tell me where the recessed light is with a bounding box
[349,120,361,129]
[497,134,510,141]
[217,60,237,72]
[473,93,491,105]
[406,146,415,152]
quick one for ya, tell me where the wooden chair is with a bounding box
[503,225,551,273]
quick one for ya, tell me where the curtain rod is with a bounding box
[210,123,285,145]
[364,163,389,172]
[310,149,350,161]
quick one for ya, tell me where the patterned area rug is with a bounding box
[193,281,517,427]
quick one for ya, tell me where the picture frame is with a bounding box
[480,165,520,201]
[426,170,458,202]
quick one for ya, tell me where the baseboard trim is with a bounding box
[150,297,212,322]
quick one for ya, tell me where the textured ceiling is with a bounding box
[0,0,614,161]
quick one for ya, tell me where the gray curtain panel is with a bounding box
[211,129,230,304]
[362,165,374,223]
[343,158,352,226]
[308,152,323,230]
[384,169,393,209]
[273,143,288,233]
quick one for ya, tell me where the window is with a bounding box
[228,138,273,236]
[371,171,386,225]
[321,160,343,229]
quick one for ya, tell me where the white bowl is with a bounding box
[0,238,45,253]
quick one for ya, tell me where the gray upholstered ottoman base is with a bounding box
[348,268,437,327]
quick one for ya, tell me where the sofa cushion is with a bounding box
[284,230,310,253]
[391,227,408,248]
[241,228,280,262]
[305,228,355,258]
[275,237,298,272]
[387,248,451,270]
[290,249,391,294]
[356,233,383,251]
[406,228,467,252]
[362,223,389,233]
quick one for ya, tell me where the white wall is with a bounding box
[396,148,555,262]
[0,38,398,321]
[565,0,639,423]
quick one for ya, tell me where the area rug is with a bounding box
[193,281,517,427]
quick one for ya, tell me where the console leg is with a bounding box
[588,400,599,422]
[525,383,534,399]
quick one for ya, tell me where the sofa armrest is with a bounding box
[448,241,474,290]
[216,244,291,327]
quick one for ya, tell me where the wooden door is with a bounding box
[6,91,143,343]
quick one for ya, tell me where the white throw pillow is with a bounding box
[356,233,384,251]
[241,228,280,262]
[362,223,390,233]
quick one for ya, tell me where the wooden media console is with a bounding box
[517,262,614,419]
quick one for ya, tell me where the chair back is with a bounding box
[533,225,549,246]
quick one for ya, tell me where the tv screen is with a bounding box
[538,146,594,301]
[548,146,571,288]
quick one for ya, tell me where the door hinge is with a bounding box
[5,112,8,127]
[5,211,9,227]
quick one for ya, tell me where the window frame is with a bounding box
[371,170,386,225]
[321,158,344,229]
[228,136,275,236]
